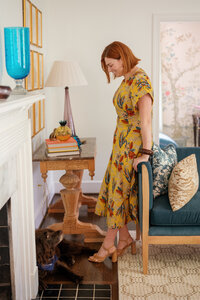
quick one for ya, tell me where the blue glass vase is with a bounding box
[4,27,30,95]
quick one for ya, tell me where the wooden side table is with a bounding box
[32,138,106,242]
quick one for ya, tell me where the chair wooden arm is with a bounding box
[141,164,150,274]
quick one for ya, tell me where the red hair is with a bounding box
[101,41,140,83]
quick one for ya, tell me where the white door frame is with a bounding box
[152,13,200,144]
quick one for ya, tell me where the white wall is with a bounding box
[29,0,56,228]
[43,0,200,193]
[0,0,54,228]
[0,0,22,86]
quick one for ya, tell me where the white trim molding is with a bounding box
[0,92,45,300]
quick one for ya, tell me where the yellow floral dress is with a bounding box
[95,68,154,229]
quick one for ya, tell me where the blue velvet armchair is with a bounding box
[137,147,200,274]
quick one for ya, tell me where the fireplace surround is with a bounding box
[0,199,12,299]
[0,92,45,300]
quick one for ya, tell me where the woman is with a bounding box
[89,41,153,263]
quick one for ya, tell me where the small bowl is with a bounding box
[0,86,12,100]
[56,135,71,141]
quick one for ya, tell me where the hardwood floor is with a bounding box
[40,194,120,300]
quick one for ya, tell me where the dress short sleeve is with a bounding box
[131,71,154,106]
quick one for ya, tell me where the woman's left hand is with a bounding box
[133,155,149,172]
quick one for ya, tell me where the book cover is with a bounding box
[45,137,78,147]
[47,145,79,151]
[47,147,79,152]
[46,150,80,157]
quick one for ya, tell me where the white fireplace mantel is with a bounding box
[0,92,43,114]
[0,91,45,300]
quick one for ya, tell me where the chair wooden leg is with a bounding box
[142,240,148,274]
[136,223,140,240]
[141,164,150,275]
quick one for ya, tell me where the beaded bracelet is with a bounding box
[138,148,153,156]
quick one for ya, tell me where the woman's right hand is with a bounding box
[133,154,149,172]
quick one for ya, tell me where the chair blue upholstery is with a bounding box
[159,132,178,149]
[137,147,200,274]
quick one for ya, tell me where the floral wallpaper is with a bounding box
[160,22,200,146]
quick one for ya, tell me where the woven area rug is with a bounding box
[118,231,200,300]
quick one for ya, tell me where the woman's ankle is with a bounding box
[118,233,132,242]
[102,237,116,248]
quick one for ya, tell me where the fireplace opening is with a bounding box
[0,199,13,300]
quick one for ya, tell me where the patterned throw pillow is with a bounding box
[152,143,177,198]
[168,154,199,211]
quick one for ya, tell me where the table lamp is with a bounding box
[45,61,87,137]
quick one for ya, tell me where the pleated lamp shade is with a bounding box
[45,61,87,87]
[45,60,87,136]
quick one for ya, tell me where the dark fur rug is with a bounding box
[35,228,96,290]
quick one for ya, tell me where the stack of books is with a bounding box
[45,137,80,157]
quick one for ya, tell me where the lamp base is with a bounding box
[64,87,76,136]
[11,79,27,95]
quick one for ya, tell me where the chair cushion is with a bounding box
[152,144,177,198]
[168,154,199,211]
[150,191,200,226]
[149,226,200,236]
